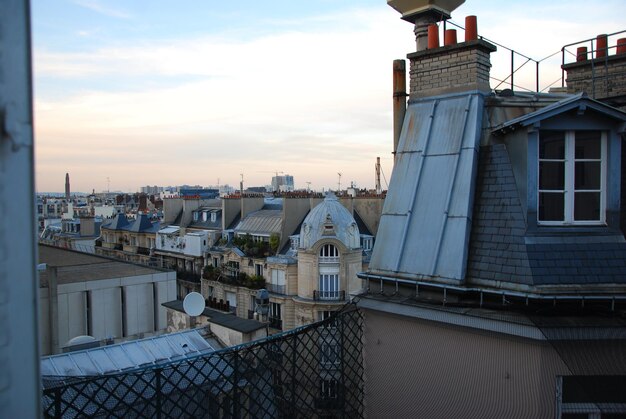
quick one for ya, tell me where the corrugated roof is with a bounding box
[369,92,485,282]
[235,209,282,235]
[41,329,215,377]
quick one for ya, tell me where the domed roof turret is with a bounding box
[299,193,360,250]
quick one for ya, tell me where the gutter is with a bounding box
[357,271,626,309]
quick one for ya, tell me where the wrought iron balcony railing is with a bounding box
[314,290,345,301]
[266,283,286,294]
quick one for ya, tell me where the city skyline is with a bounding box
[32,0,626,193]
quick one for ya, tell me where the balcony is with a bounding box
[266,283,286,294]
[319,256,339,264]
[314,290,345,301]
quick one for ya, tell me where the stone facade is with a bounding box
[407,39,496,99]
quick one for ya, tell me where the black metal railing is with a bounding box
[314,290,346,301]
[42,304,364,418]
[266,283,286,294]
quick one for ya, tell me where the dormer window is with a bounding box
[538,130,606,225]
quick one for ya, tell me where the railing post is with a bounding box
[155,368,162,419]
[536,61,540,93]
[233,353,240,418]
[510,50,514,90]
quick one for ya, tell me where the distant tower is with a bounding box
[65,173,70,200]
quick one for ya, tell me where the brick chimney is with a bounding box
[387,1,496,100]
[407,30,496,99]
[562,35,626,110]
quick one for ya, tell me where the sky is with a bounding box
[32,0,626,193]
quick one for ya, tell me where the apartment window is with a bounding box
[270,302,281,319]
[538,130,606,225]
[193,211,199,222]
[210,212,216,223]
[360,236,373,251]
[225,291,237,308]
[212,257,219,268]
[320,341,339,366]
[290,236,299,250]
[255,263,263,277]
[269,269,286,294]
[320,378,338,400]
[319,274,340,300]
[271,269,285,285]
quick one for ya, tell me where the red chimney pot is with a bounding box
[427,24,439,49]
[465,16,477,42]
[576,46,588,62]
[596,34,608,58]
[444,29,457,46]
[617,38,626,55]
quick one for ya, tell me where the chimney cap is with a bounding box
[387,0,465,22]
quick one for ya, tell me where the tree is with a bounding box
[269,233,280,255]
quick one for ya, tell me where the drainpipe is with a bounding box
[393,59,407,162]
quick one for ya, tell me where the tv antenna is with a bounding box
[337,172,342,192]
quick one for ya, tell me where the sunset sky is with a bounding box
[32,0,626,193]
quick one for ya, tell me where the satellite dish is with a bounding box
[183,292,205,317]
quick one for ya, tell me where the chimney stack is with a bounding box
[562,34,626,109]
[65,173,70,200]
[393,59,407,159]
[388,1,496,99]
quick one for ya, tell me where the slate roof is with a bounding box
[102,213,159,233]
[126,214,159,233]
[466,144,533,285]
[467,144,626,288]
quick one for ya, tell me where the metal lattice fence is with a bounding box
[42,305,364,418]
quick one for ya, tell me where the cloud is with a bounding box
[72,0,130,19]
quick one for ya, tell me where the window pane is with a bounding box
[575,162,601,190]
[539,162,565,190]
[574,131,601,159]
[539,131,565,159]
[539,192,564,221]
[574,192,600,221]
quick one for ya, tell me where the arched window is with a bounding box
[319,244,339,261]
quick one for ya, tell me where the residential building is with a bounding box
[357,2,626,418]
[38,244,176,356]
[40,216,102,253]
[96,212,160,264]
[202,192,383,332]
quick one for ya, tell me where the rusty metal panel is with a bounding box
[369,93,484,281]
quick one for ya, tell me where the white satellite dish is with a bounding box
[183,292,205,317]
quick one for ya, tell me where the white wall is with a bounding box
[89,287,122,340]
[57,291,87,347]
[123,283,155,336]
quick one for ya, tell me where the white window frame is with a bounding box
[538,130,606,226]
[319,274,340,300]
